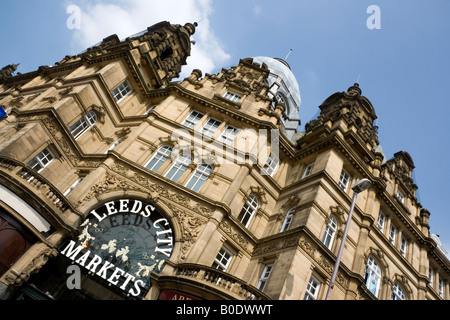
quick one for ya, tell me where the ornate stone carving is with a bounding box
[3,245,58,287]
[220,221,249,250]
[109,163,214,218]
[77,172,144,207]
[168,204,206,260]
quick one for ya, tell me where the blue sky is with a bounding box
[1,0,449,257]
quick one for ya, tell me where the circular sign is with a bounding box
[61,199,174,298]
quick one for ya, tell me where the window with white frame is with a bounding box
[146,146,173,173]
[63,177,83,196]
[400,236,408,257]
[201,118,222,138]
[218,125,240,145]
[304,276,321,300]
[302,164,314,178]
[322,216,337,250]
[27,148,54,173]
[263,153,279,177]
[182,110,204,129]
[212,247,233,271]
[280,208,295,232]
[185,164,212,192]
[391,282,406,300]
[338,169,351,191]
[396,190,405,203]
[377,211,386,232]
[257,264,273,292]
[69,111,97,139]
[223,91,242,103]
[238,194,259,228]
[112,80,132,102]
[389,224,397,245]
[365,255,382,297]
[429,268,434,287]
[164,155,191,183]
[439,277,444,298]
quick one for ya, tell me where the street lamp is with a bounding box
[325,178,372,300]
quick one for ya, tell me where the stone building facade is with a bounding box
[0,21,448,300]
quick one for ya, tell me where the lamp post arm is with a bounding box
[325,191,358,300]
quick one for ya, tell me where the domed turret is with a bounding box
[252,56,301,140]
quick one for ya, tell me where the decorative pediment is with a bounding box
[282,195,301,209]
[250,186,267,204]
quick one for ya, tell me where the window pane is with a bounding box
[322,216,337,249]
[280,209,294,232]
[27,148,54,172]
[224,91,241,103]
[182,111,204,129]
[146,146,172,172]
[304,277,320,300]
[212,248,233,271]
[70,111,97,139]
[201,118,221,137]
[238,195,258,227]
[263,153,279,176]
[165,155,191,182]
[338,170,351,191]
[219,126,239,145]
[185,164,212,192]
[113,80,132,102]
[365,256,381,297]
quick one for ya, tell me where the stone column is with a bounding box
[220,164,251,207]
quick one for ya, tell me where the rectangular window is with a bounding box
[218,125,240,145]
[223,91,242,103]
[182,110,204,129]
[165,155,191,182]
[396,191,405,203]
[400,236,408,257]
[304,276,320,300]
[70,111,97,139]
[376,211,385,232]
[146,146,173,172]
[338,169,351,191]
[439,277,444,298]
[212,247,233,272]
[27,148,54,173]
[185,164,212,192]
[201,118,222,138]
[280,209,294,232]
[302,164,314,178]
[112,80,132,102]
[263,153,279,177]
[389,224,397,245]
[257,264,273,292]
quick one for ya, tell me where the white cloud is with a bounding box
[69,0,230,78]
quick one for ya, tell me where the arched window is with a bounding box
[185,164,212,192]
[391,282,406,300]
[70,111,97,139]
[280,208,295,232]
[322,216,337,249]
[238,194,259,228]
[365,255,382,297]
[145,146,173,172]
